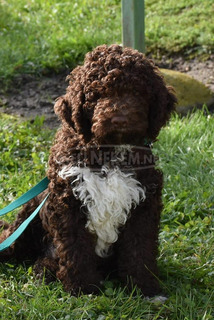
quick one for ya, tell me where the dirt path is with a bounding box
[0,55,213,128]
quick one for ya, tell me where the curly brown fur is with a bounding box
[0,45,177,297]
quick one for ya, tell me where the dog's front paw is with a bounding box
[64,281,102,296]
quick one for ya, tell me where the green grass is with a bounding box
[146,0,214,58]
[0,110,214,319]
[0,115,54,213]
[0,0,213,85]
[0,0,121,85]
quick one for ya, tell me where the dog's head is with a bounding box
[54,44,177,145]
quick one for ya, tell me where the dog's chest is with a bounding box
[59,166,146,257]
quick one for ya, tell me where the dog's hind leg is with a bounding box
[34,254,59,283]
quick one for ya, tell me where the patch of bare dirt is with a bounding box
[0,55,213,128]
[0,72,69,128]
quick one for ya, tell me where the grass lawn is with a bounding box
[0,0,213,84]
[0,110,213,319]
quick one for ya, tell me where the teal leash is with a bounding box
[0,177,49,252]
[0,177,49,217]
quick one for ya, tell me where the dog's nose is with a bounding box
[111,115,128,127]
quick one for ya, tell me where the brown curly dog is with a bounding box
[0,44,177,297]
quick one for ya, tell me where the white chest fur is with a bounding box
[59,165,146,257]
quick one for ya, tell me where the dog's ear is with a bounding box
[54,95,92,142]
[72,102,93,143]
[147,83,177,141]
[54,96,75,129]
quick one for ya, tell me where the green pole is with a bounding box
[122,0,145,53]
